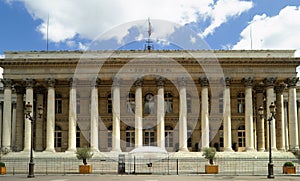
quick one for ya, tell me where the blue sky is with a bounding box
[0,0,300,56]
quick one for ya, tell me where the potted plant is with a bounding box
[0,147,9,175]
[283,162,296,174]
[75,147,94,174]
[202,147,218,174]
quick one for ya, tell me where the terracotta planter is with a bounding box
[205,165,218,174]
[79,165,92,174]
[283,166,296,174]
[0,167,6,175]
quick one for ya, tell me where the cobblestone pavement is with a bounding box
[0,175,300,181]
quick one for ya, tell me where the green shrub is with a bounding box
[202,147,217,165]
[283,162,294,167]
[75,147,93,165]
[0,162,5,167]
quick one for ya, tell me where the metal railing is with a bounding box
[1,156,299,175]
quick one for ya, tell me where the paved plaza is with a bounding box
[1,175,300,181]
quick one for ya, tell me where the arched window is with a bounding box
[164,92,173,113]
[187,93,192,113]
[144,93,154,114]
[107,94,112,113]
[144,127,155,146]
[238,125,246,148]
[54,126,62,148]
[126,93,135,113]
[219,92,223,113]
[107,125,112,148]
[55,94,62,114]
[237,92,245,113]
[76,126,81,148]
[165,126,173,148]
[76,94,80,114]
[126,126,135,148]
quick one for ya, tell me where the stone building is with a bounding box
[0,50,299,153]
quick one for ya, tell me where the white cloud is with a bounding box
[233,6,300,52]
[0,54,4,59]
[10,0,252,46]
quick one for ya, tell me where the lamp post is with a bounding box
[24,102,43,178]
[258,102,276,179]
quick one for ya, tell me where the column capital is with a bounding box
[2,78,13,88]
[222,76,232,87]
[285,77,299,88]
[275,82,286,93]
[243,77,253,87]
[134,77,143,87]
[178,77,186,87]
[199,76,209,87]
[156,76,165,87]
[69,78,78,87]
[46,78,56,88]
[264,77,277,87]
[112,77,121,86]
[23,78,35,89]
[90,77,100,87]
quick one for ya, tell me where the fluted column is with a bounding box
[284,101,289,151]
[199,77,209,149]
[11,102,17,151]
[67,78,77,152]
[275,83,286,151]
[45,78,56,152]
[2,79,13,150]
[14,85,24,151]
[178,77,188,152]
[255,83,265,151]
[112,77,121,152]
[90,78,99,152]
[286,77,299,150]
[135,78,143,148]
[23,78,34,151]
[243,77,255,151]
[223,77,233,151]
[264,77,277,151]
[156,77,165,149]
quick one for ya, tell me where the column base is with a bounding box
[257,148,265,152]
[44,148,56,153]
[178,147,189,152]
[65,148,76,153]
[277,148,286,152]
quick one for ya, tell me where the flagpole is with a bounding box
[46,14,49,51]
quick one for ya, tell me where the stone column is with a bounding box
[15,85,24,151]
[199,77,209,149]
[35,90,44,151]
[243,77,255,151]
[135,78,143,148]
[298,101,300,150]
[178,77,188,152]
[0,102,2,148]
[23,78,34,152]
[223,77,233,151]
[112,77,121,152]
[264,77,277,151]
[2,79,13,150]
[67,78,77,152]
[156,77,165,149]
[255,83,265,151]
[11,102,17,151]
[45,78,56,152]
[275,83,286,151]
[90,78,99,152]
[284,101,290,151]
[286,77,299,150]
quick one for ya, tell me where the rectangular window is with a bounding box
[55,99,62,114]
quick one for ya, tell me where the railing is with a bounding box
[1,156,299,175]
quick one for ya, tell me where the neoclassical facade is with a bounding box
[0,50,300,153]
